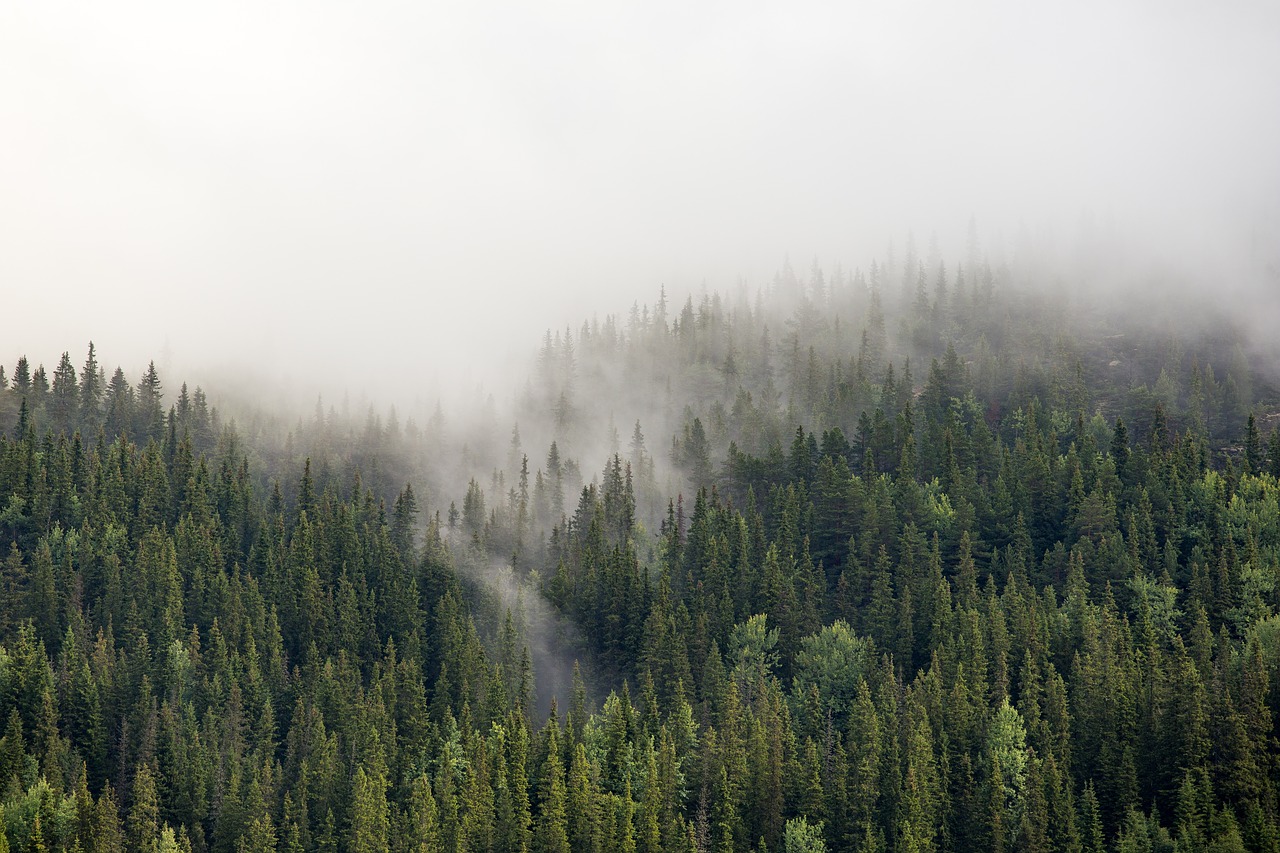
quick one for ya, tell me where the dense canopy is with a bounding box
[2,257,1279,852]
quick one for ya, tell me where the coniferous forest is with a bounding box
[4,256,1280,853]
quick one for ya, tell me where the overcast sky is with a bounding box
[3,0,1279,406]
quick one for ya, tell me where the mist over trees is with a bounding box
[3,246,1280,853]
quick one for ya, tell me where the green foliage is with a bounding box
[2,266,1279,853]
[729,615,779,694]
[783,816,826,853]
[791,620,873,718]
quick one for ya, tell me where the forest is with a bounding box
[2,251,1280,853]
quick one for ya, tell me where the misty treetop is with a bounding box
[0,345,217,454]
[2,251,1280,852]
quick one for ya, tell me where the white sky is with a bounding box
[3,0,1279,405]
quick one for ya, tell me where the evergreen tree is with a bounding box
[1244,412,1262,475]
[128,764,161,853]
[136,360,165,442]
[49,350,79,431]
[534,726,570,853]
[783,817,826,853]
[348,765,391,853]
[12,356,31,394]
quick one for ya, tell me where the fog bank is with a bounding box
[3,0,1278,405]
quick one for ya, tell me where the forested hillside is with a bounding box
[3,254,1280,853]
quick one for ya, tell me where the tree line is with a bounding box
[2,250,1280,851]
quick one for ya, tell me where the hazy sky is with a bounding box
[4,0,1279,405]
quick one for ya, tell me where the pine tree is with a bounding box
[390,481,419,563]
[348,765,391,853]
[535,725,571,853]
[12,356,31,394]
[783,816,827,853]
[403,774,441,853]
[50,350,79,431]
[1244,412,1262,475]
[128,764,161,853]
[103,367,133,437]
[566,743,600,853]
[93,783,127,853]
[135,361,165,442]
[75,344,102,424]
[1269,427,1280,479]
[1111,418,1130,478]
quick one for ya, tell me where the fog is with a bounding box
[4,0,1280,725]
[3,0,1279,407]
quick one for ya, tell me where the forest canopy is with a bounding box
[2,255,1280,853]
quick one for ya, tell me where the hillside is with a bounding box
[2,257,1280,853]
